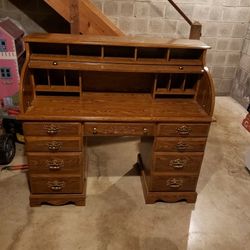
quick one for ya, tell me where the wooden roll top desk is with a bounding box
[19,33,215,206]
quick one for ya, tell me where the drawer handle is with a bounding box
[176,142,188,151]
[46,159,64,170]
[48,141,62,152]
[176,125,191,136]
[169,158,187,169]
[93,127,97,134]
[179,66,184,70]
[45,124,59,135]
[143,128,148,135]
[166,178,183,189]
[48,181,65,191]
[52,61,58,66]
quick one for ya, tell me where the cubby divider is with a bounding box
[29,40,206,66]
[153,73,201,98]
[32,69,81,96]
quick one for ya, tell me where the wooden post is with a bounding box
[70,0,80,34]
[189,22,202,40]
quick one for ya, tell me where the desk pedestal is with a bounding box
[138,154,197,204]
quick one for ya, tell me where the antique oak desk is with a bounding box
[19,33,215,206]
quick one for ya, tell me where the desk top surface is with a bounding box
[19,93,211,122]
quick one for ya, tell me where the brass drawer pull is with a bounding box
[169,158,187,169]
[176,142,188,151]
[143,128,148,135]
[46,159,64,170]
[179,66,184,70]
[176,125,191,136]
[166,178,183,189]
[45,124,59,135]
[52,61,58,66]
[48,180,65,191]
[48,141,62,152]
[93,127,97,134]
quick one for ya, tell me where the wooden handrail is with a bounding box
[168,0,202,39]
[168,0,192,25]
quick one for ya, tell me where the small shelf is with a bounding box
[69,44,102,57]
[136,47,167,59]
[153,73,201,99]
[30,43,68,55]
[31,69,81,96]
[35,85,80,92]
[25,36,209,104]
[29,42,205,66]
[155,89,196,95]
[169,48,203,60]
[103,46,135,59]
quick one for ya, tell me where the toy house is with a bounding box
[0,18,25,100]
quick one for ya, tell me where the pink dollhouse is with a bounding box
[0,18,25,100]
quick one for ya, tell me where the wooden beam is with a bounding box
[44,0,69,20]
[70,0,80,34]
[44,0,123,36]
[79,0,123,36]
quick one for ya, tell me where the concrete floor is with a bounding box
[0,97,250,250]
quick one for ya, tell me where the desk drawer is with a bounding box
[157,123,210,137]
[150,175,198,192]
[85,123,155,136]
[29,176,83,194]
[25,137,82,152]
[154,152,203,173]
[23,122,81,136]
[27,152,82,174]
[155,137,207,152]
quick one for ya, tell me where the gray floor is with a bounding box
[0,97,250,250]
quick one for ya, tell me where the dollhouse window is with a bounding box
[0,68,12,78]
[0,40,6,52]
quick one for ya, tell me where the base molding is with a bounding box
[138,154,197,204]
[30,180,87,207]
[30,193,86,206]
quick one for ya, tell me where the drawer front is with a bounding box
[27,152,82,174]
[29,176,83,194]
[155,137,207,152]
[150,175,198,192]
[29,60,73,69]
[25,137,82,152]
[29,60,203,70]
[85,123,155,136]
[23,122,81,136]
[154,153,203,173]
[157,123,210,137]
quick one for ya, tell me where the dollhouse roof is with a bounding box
[0,18,24,39]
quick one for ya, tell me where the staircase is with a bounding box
[44,0,124,36]
[43,0,201,39]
